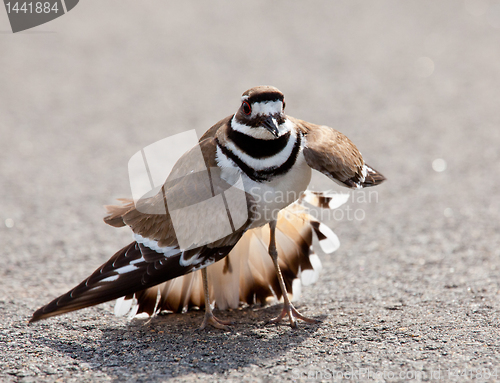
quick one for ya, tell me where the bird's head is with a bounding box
[235,86,287,139]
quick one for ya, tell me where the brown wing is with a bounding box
[199,115,232,142]
[292,117,385,188]
[104,116,240,241]
[30,136,255,323]
[105,136,253,248]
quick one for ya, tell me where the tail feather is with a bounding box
[103,198,135,227]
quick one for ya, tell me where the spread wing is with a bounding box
[292,117,385,188]
[30,136,254,322]
[30,241,237,322]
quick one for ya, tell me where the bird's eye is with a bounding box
[242,101,251,115]
[282,101,286,110]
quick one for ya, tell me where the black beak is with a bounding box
[262,116,280,138]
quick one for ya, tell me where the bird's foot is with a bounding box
[198,312,233,331]
[267,303,319,328]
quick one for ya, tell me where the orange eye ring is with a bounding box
[242,101,251,115]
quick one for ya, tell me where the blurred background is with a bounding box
[1,1,500,381]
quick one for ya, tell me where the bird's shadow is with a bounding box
[36,304,326,380]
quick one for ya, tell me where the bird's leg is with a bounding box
[198,267,232,331]
[267,219,319,328]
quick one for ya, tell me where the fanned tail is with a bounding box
[115,191,344,318]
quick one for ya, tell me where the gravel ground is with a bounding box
[1,1,500,382]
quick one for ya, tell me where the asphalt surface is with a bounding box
[1,1,500,382]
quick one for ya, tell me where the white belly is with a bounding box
[244,152,311,228]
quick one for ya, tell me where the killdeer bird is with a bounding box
[30,86,385,329]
